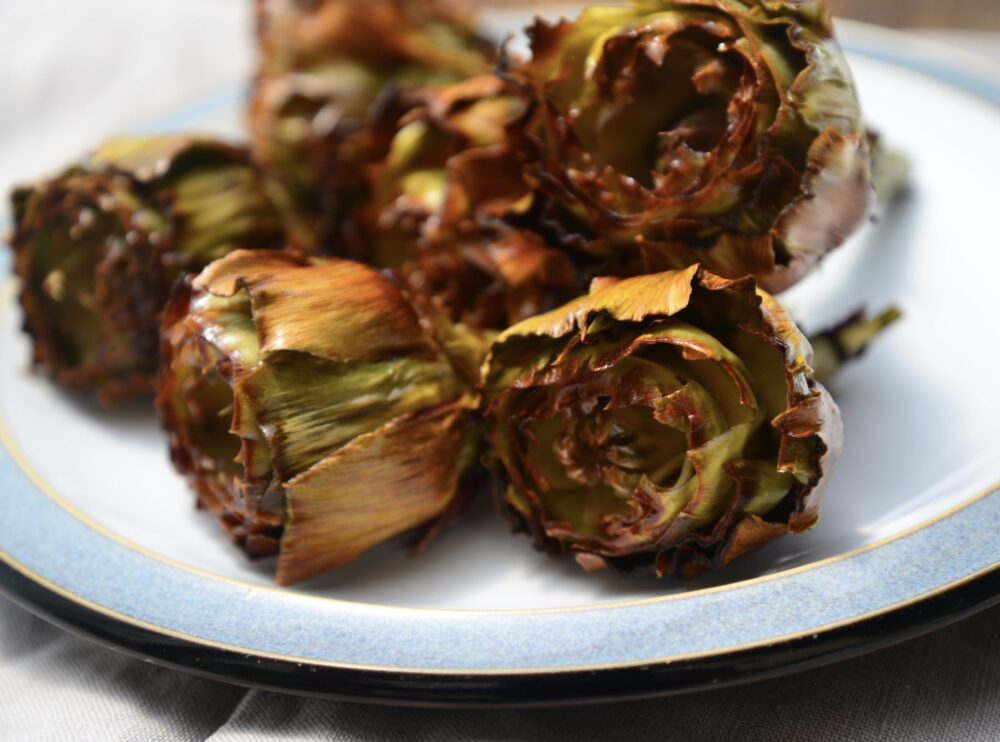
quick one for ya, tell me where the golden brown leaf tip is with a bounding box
[8,135,284,405]
[354,73,581,332]
[250,0,495,254]
[156,250,482,584]
[513,0,872,293]
[482,266,842,577]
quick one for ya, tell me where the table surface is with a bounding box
[2,1,999,739]
[3,592,1000,740]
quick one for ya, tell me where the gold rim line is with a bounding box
[2,272,1000,616]
[2,542,997,676]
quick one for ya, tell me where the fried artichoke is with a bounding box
[157,250,481,584]
[358,74,579,331]
[515,0,872,292]
[250,0,495,252]
[482,265,842,577]
[9,135,284,404]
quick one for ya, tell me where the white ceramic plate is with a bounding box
[2,13,999,705]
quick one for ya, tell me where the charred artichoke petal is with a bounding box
[483,265,842,577]
[278,400,478,585]
[240,353,463,480]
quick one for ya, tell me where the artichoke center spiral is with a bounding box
[588,26,746,185]
[554,405,687,496]
[507,321,776,544]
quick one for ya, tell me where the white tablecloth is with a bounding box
[3,2,999,738]
[4,594,1000,740]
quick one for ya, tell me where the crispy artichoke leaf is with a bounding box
[238,352,463,481]
[277,401,477,585]
[190,290,262,374]
[808,306,903,384]
[492,265,700,346]
[193,250,438,364]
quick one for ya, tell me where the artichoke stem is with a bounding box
[809,306,903,383]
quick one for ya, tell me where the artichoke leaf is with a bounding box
[239,353,462,481]
[277,401,476,586]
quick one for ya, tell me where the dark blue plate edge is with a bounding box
[3,557,998,707]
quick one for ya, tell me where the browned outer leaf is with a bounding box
[192,250,438,363]
[277,401,475,585]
